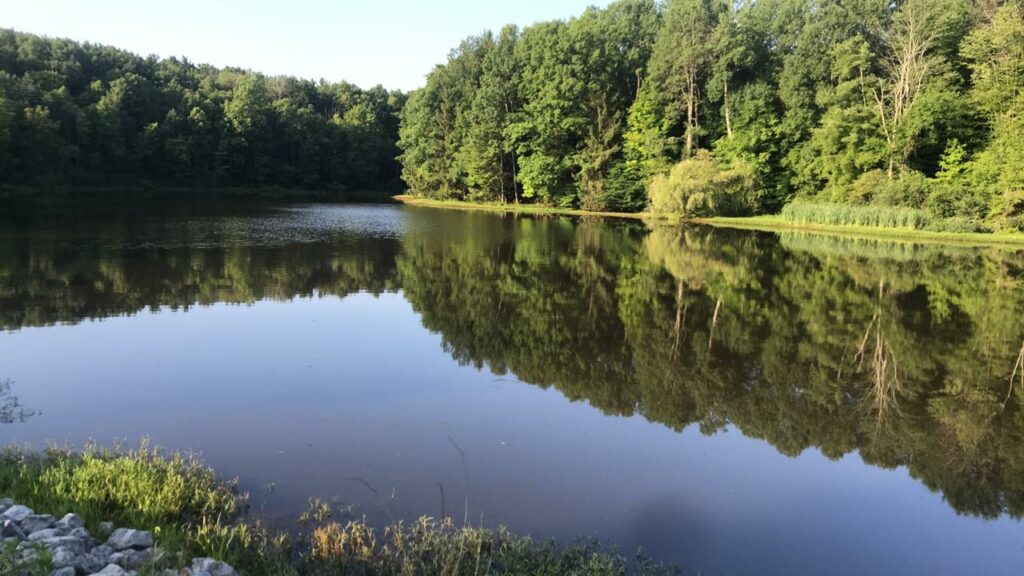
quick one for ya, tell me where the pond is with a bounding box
[1,201,1023,575]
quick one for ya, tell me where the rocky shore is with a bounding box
[1,498,238,576]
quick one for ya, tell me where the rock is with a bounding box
[51,546,77,568]
[1,504,34,522]
[33,534,90,555]
[107,528,154,551]
[110,548,154,570]
[21,514,56,534]
[26,528,62,542]
[55,513,84,531]
[1,518,27,539]
[93,564,138,576]
[51,568,76,576]
[75,551,109,574]
[91,543,114,563]
[98,521,115,535]
[18,546,41,563]
[191,558,237,576]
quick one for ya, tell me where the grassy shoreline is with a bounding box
[697,215,1024,247]
[392,195,1024,248]
[391,195,652,220]
[0,443,676,576]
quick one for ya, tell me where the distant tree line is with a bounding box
[398,0,1024,230]
[0,29,405,193]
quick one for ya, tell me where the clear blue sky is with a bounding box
[2,0,610,91]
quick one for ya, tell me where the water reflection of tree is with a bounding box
[6,208,1024,520]
[0,380,35,424]
[397,218,1024,520]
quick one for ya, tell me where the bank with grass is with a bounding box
[0,444,677,576]
[394,195,1024,248]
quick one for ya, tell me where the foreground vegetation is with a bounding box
[0,444,676,576]
[398,0,1024,232]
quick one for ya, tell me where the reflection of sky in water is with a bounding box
[2,294,1022,576]
[125,205,409,249]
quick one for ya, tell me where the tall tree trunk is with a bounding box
[511,150,520,204]
[724,78,733,138]
[685,65,697,158]
[499,153,506,204]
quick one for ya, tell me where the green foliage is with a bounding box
[2,0,1023,228]
[0,29,404,193]
[647,150,757,216]
[961,2,1024,122]
[0,441,239,532]
[394,0,1022,232]
[398,1,658,209]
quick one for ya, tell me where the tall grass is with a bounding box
[780,202,933,230]
[0,444,676,576]
[302,514,674,576]
[0,441,276,573]
[0,440,239,532]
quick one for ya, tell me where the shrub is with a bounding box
[0,441,240,532]
[925,216,992,233]
[837,170,933,208]
[990,188,1024,231]
[876,170,932,207]
[844,170,889,204]
[648,151,758,216]
[927,181,991,220]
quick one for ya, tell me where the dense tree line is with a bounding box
[0,30,405,193]
[398,0,1024,230]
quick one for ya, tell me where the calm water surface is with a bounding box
[2,202,1023,575]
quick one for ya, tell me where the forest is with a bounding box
[2,1,1022,232]
[0,29,404,194]
[398,0,1024,231]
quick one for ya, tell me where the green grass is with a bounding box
[0,443,677,576]
[778,202,935,230]
[392,195,651,220]
[702,214,1024,247]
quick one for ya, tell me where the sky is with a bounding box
[1,0,611,91]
